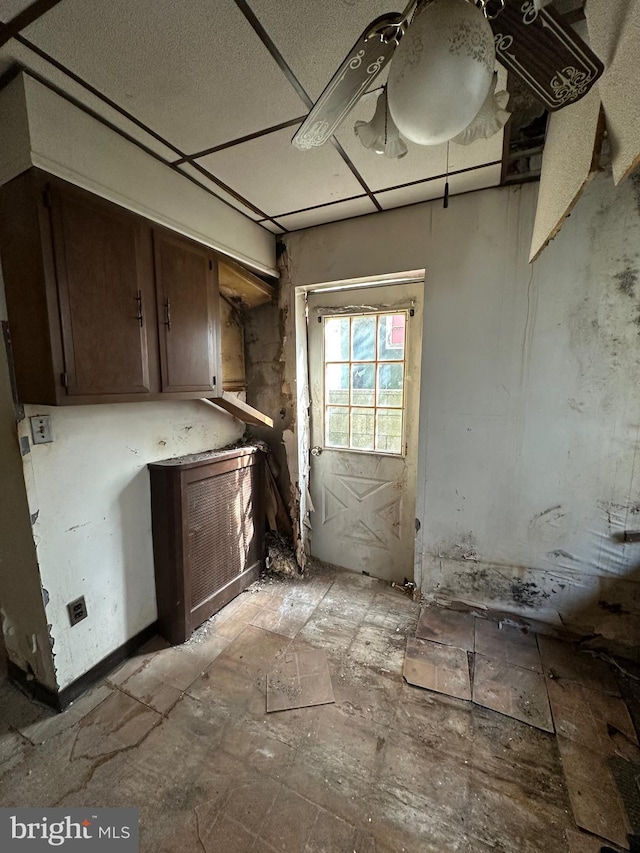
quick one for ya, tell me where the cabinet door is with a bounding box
[154,229,220,393]
[50,186,155,396]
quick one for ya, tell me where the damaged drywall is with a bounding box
[244,248,299,549]
[16,400,244,691]
[281,168,640,653]
[0,265,56,689]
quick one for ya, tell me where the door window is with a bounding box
[323,312,407,455]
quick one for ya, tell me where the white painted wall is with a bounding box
[285,171,640,649]
[0,73,277,277]
[16,401,244,690]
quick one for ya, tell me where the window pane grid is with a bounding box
[323,312,406,455]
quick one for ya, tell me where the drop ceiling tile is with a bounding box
[246,0,397,101]
[375,163,502,211]
[376,177,446,211]
[275,195,376,232]
[197,126,366,217]
[448,162,503,195]
[0,40,179,161]
[176,162,263,220]
[0,0,31,22]
[23,0,306,152]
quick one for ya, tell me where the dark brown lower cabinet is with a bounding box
[148,446,264,645]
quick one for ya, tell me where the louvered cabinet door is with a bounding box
[185,459,261,629]
[148,447,264,645]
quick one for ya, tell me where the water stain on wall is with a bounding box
[614,264,638,298]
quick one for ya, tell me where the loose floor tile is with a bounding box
[472,654,554,733]
[416,606,475,651]
[332,659,403,728]
[538,636,620,695]
[565,828,616,852]
[403,637,471,701]
[475,618,542,672]
[547,678,638,755]
[266,649,334,712]
[557,734,632,849]
[0,568,633,853]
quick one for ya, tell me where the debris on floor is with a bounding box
[403,602,640,850]
[265,531,299,578]
[266,648,334,713]
[2,569,640,852]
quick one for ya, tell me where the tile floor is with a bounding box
[0,567,637,852]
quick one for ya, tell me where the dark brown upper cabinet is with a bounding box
[153,229,221,395]
[0,169,235,406]
[50,183,157,397]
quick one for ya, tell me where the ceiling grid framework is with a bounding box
[0,0,511,233]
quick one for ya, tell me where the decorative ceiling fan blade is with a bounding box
[489,2,604,112]
[292,6,417,151]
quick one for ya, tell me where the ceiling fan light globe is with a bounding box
[354,90,409,160]
[387,0,496,146]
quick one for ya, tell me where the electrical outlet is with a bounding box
[67,596,87,626]
[30,415,53,444]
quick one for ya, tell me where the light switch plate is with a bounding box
[30,415,53,444]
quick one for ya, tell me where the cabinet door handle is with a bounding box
[164,298,171,331]
[136,291,143,328]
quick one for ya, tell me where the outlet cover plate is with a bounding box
[30,415,53,444]
[67,596,87,626]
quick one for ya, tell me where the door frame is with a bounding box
[293,269,426,581]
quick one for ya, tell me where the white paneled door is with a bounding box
[308,282,423,583]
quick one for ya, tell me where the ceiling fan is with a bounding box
[292,0,603,156]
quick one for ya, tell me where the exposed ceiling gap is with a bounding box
[0,0,65,47]
[499,1,587,186]
[232,0,382,213]
[176,115,309,164]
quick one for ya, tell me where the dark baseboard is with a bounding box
[8,621,159,713]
